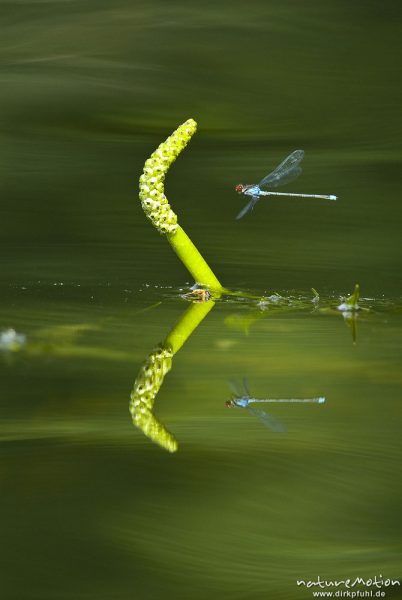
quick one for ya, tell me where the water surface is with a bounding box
[1,1,402,598]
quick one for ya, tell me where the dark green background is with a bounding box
[1,1,401,599]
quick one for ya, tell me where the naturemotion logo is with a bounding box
[296,575,400,598]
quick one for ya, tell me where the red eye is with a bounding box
[235,184,243,193]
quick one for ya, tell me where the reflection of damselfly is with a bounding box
[235,149,337,220]
[226,379,325,432]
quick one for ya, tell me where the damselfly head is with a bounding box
[235,184,244,194]
[225,399,235,408]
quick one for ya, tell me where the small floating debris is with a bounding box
[311,287,320,306]
[0,329,26,352]
[181,288,211,303]
[257,293,282,309]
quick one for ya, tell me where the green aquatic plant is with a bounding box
[139,119,222,292]
[130,298,215,452]
[337,284,361,344]
[337,283,360,312]
[316,283,363,344]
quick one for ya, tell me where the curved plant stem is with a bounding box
[167,226,221,292]
[139,118,223,292]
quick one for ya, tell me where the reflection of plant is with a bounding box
[130,344,177,453]
[130,299,215,452]
[139,119,222,291]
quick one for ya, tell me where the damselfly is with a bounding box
[226,379,325,432]
[235,149,337,220]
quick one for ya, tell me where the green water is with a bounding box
[1,1,402,599]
